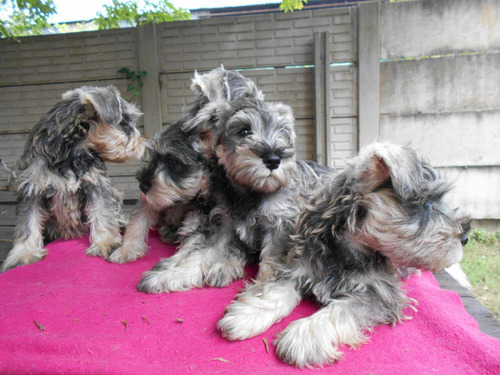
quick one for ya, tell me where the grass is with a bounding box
[460,229,500,320]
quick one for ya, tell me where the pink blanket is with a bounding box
[1,231,499,375]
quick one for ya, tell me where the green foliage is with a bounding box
[469,228,500,245]
[461,235,500,319]
[280,0,308,13]
[117,67,147,98]
[96,0,190,30]
[0,0,56,38]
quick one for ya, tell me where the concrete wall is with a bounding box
[0,0,498,223]
[376,0,500,221]
[0,7,359,198]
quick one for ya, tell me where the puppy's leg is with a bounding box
[218,278,300,340]
[138,214,246,293]
[2,196,48,272]
[256,226,292,282]
[109,200,159,263]
[158,205,186,244]
[275,291,413,368]
[84,188,123,259]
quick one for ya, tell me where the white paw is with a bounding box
[108,244,146,263]
[85,242,119,259]
[275,318,343,368]
[218,281,301,341]
[205,261,244,287]
[137,258,203,293]
[1,246,48,272]
[218,300,273,340]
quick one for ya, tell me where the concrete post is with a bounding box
[137,22,162,137]
[358,2,380,149]
[314,31,331,166]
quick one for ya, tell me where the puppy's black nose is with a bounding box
[461,236,469,247]
[139,181,151,194]
[263,155,281,171]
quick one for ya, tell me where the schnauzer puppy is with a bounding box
[138,89,333,293]
[110,66,264,265]
[108,121,208,263]
[1,86,145,272]
[217,143,471,368]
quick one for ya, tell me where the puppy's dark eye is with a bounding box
[165,157,176,168]
[119,119,133,136]
[238,126,252,137]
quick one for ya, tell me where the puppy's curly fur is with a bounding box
[137,68,333,294]
[111,66,263,265]
[2,86,145,272]
[217,143,471,368]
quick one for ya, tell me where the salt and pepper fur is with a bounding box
[109,121,208,263]
[217,143,471,368]
[136,67,273,292]
[2,86,145,272]
[3,70,473,370]
[111,67,263,267]
[138,68,333,299]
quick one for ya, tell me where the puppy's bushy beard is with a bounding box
[216,145,297,194]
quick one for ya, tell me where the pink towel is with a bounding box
[1,231,499,374]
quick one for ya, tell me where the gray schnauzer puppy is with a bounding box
[217,143,471,368]
[138,79,333,293]
[1,86,145,272]
[110,66,264,265]
[108,120,208,263]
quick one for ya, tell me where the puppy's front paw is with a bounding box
[1,247,48,272]
[137,259,203,293]
[275,319,342,368]
[108,244,146,263]
[218,300,273,341]
[219,281,301,341]
[85,242,120,259]
[205,261,244,288]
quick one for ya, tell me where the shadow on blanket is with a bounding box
[0,231,499,375]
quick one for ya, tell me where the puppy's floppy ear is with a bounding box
[358,143,428,199]
[359,153,391,192]
[63,86,123,125]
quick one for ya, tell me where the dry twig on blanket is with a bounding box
[262,337,269,353]
[33,320,45,331]
[209,358,231,363]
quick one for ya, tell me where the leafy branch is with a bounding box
[280,0,308,13]
[117,67,147,98]
[96,0,190,30]
[0,0,56,38]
